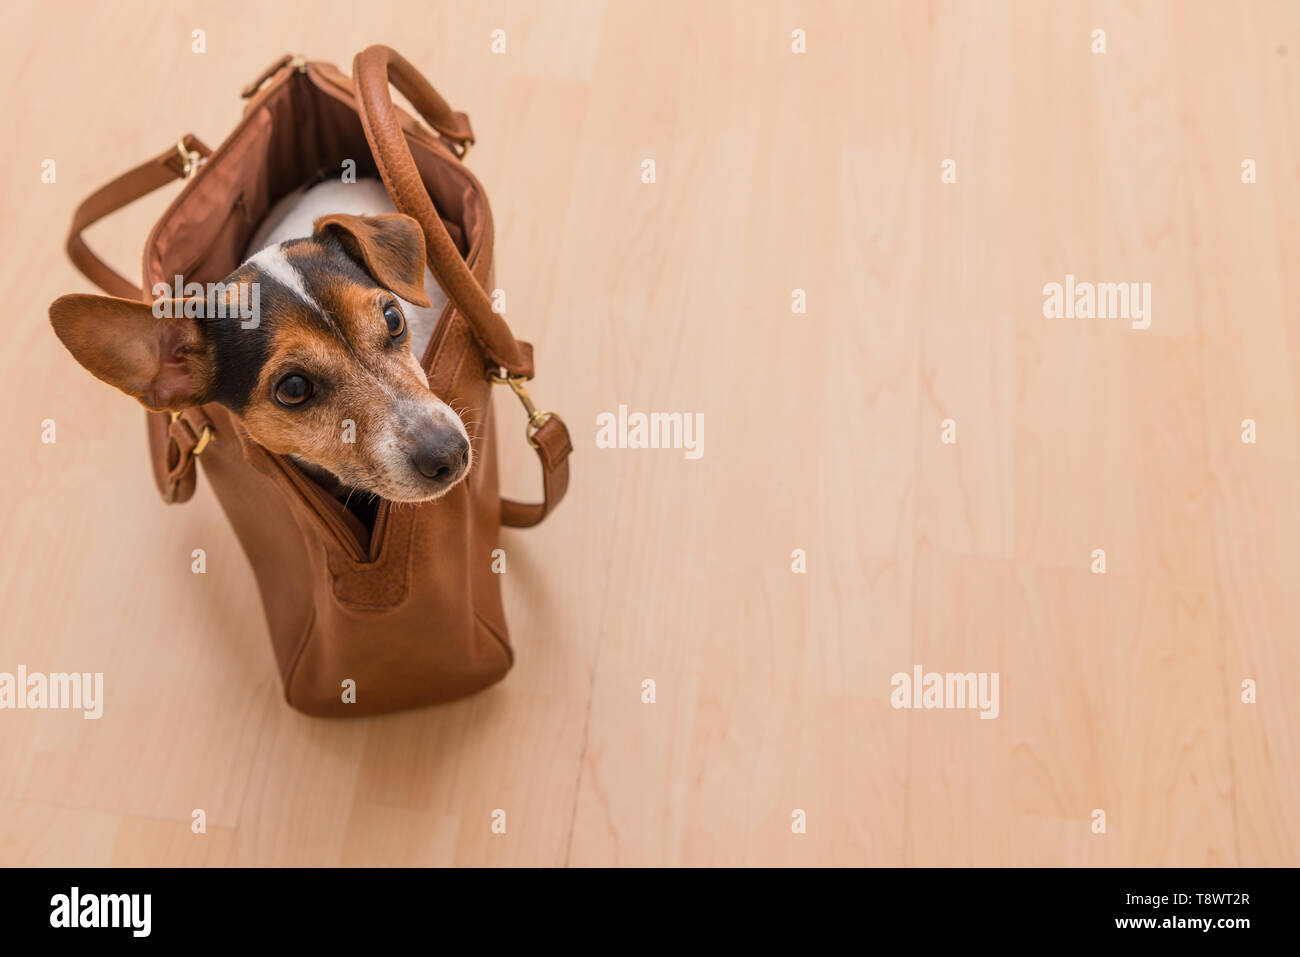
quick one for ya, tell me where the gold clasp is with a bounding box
[489,371,553,448]
[176,139,204,180]
[171,410,214,455]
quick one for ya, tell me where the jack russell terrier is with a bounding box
[50,178,468,503]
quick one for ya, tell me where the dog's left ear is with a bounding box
[313,213,432,307]
[48,294,213,411]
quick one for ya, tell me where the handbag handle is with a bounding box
[353,45,529,376]
[64,134,216,505]
[352,45,570,527]
[65,134,212,299]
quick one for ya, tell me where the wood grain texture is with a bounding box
[0,0,1296,866]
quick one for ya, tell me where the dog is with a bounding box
[49,178,469,503]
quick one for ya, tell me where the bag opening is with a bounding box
[142,67,487,543]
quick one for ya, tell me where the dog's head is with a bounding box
[49,213,469,502]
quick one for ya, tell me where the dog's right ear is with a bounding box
[48,294,214,412]
[312,213,432,307]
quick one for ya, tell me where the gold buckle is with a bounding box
[170,410,214,455]
[490,371,553,448]
[176,139,204,180]
[454,138,473,161]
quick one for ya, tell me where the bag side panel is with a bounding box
[194,407,317,682]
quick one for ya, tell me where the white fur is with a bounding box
[244,245,323,314]
[243,179,448,358]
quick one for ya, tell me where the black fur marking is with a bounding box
[305,234,395,299]
[202,268,285,412]
[200,243,389,412]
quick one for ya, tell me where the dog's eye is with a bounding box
[274,374,314,407]
[383,303,405,338]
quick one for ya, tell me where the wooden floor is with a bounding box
[1,0,1297,866]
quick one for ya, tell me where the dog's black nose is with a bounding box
[412,434,470,483]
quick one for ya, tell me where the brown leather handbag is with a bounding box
[62,47,572,716]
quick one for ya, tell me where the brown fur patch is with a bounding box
[237,263,445,496]
[48,294,216,411]
[312,213,431,307]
